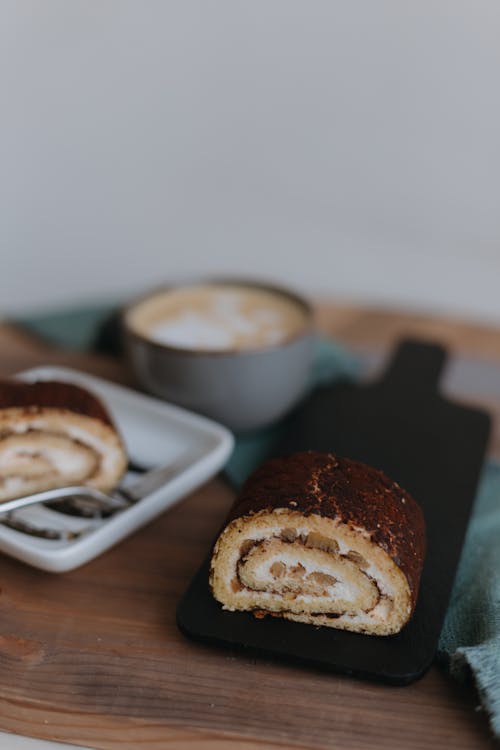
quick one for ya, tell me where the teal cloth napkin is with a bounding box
[12,305,500,738]
[437,463,500,737]
[15,304,118,351]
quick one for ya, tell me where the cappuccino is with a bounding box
[126,283,309,352]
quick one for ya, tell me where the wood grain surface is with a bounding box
[0,302,499,750]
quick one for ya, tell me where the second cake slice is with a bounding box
[0,380,127,502]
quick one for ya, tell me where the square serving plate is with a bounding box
[0,366,234,572]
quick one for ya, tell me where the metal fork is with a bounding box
[0,459,192,517]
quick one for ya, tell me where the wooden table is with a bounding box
[0,302,499,750]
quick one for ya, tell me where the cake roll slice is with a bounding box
[0,380,127,502]
[210,451,426,635]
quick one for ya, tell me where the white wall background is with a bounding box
[1,1,500,321]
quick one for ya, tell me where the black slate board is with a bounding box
[177,340,491,684]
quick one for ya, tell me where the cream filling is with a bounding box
[8,417,122,483]
[235,539,381,616]
[0,437,96,478]
[0,432,99,500]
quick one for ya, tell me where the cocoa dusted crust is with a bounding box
[0,380,114,428]
[226,451,426,610]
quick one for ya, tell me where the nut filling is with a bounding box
[232,531,390,616]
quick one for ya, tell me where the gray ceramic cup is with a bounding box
[122,280,315,433]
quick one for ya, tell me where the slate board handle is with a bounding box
[380,339,447,395]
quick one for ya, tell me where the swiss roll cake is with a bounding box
[0,380,127,502]
[210,451,426,635]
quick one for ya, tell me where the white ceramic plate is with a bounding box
[0,366,234,572]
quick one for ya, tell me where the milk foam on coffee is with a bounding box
[127,284,308,351]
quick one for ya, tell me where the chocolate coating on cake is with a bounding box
[0,380,114,427]
[227,451,426,606]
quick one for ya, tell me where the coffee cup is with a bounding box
[122,279,315,432]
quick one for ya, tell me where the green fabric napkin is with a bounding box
[15,303,118,351]
[12,305,500,739]
[437,463,500,736]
